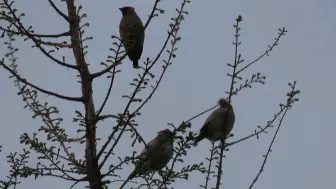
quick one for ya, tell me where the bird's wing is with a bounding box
[139,138,158,155]
[202,107,228,129]
[134,138,158,173]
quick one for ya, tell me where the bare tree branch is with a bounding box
[48,0,69,22]
[249,108,289,189]
[35,39,72,48]
[248,81,299,189]
[0,60,83,102]
[144,0,160,29]
[95,39,122,118]
[236,27,287,75]
[65,1,102,188]
[0,27,70,38]
[1,33,86,186]
[215,16,243,189]
[201,141,216,189]
[1,1,78,70]
[90,56,123,79]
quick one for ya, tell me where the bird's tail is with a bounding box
[128,170,137,180]
[133,60,139,69]
[119,171,135,189]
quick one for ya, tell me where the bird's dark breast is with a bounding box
[119,16,144,61]
[150,155,171,170]
[150,143,173,170]
[205,120,232,141]
[204,122,223,141]
[121,33,143,60]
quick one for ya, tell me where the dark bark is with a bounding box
[66,1,102,189]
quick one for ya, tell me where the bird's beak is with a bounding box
[118,8,123,11]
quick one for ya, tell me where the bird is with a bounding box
[127,129,174,180]
[119,6,145,69]
[194,98,235,145]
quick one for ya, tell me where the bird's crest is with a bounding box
[157,129,171,135]
[218,98,232,109]
[119,6,136,15]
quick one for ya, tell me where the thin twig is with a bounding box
[0,27,70,38]
[48,0,70,22]
[224,107,286,148]
[4,33,85,179]
[96,114,120,121]
[144,0,160,29]
[36,39,72,48]
[203,141,216,189]
[2,1,78,70]
[90,57,123,79]
[249,108,289,189]
[98,120,147,169]
[0,60,83,102]
[95,41,122,117]
[215,15,242,189]
[157,133,194,189]
[2,151,28,189]
[235,28,287,75]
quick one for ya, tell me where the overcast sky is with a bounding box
[0,0,335,189]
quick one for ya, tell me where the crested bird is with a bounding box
[119,6,145,69]
[194,98,235,145]
[128,129,174,180]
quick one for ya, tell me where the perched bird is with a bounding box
[119,6,145,69]
[194,98,235,145]
[128,129,174,180]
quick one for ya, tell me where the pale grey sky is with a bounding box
[0,0,335,189]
